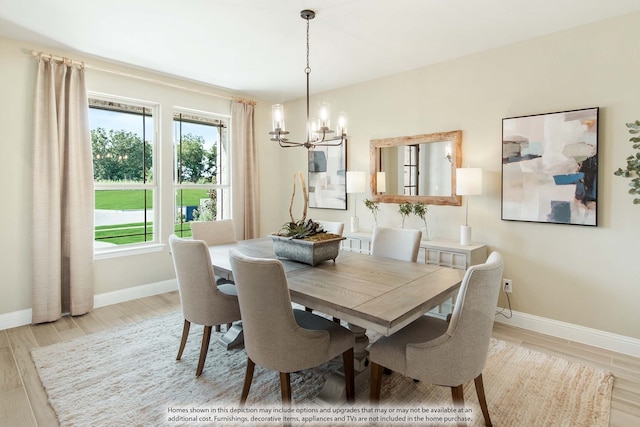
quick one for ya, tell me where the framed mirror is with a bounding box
[369,130,462,206]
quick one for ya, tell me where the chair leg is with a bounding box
[177,319,190,360]
[342,348,355,404]
[215,325,221,332]
[195,325,212,377]
[450,385,466,427]
[474,373,492,427]
[280,372,292,405]
[280,372,292,427]
[370,361,384,405]
[240,357,255,406]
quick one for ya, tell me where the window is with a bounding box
[173,110,231,237]
[403,144,419,195]
[89,96,157,251]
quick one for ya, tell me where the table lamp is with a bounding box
[346,171,366,232]
[455,168,482,245]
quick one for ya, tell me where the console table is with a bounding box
[343,230,487,269]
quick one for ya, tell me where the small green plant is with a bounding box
[278,218,323,239]
[193,189,217,221]
[614,120,640,204]
[398,202,413,228]
[413,202,428,229]
[364,198,380,225]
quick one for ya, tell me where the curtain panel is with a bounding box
[231,101,260,239]
[32,57,94,323]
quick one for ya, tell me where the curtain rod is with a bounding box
[29,50,256,105]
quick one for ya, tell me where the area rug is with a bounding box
[31,311,613,426]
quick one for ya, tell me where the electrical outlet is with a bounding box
[503,279,513,293]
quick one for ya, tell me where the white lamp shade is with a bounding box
[376,172,386,193]
[456,168,483,196]
[346,171,366,194]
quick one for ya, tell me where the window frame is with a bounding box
[403,144,420,195]
[89,92,160,258]
[173,107,232,238]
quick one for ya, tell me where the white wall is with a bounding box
[278,12,640,339]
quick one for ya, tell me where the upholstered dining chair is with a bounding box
[190,219,236,246]
[229,250,356,406]
[169,234,242,377]
[371,226,422,262]
[316,220,345,236]
[191,219,237,326]
[369,251,504,427]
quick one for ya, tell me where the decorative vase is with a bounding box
[421,225,431,241]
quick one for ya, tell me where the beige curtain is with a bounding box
[32,57,94,323]
[231,100,260,239]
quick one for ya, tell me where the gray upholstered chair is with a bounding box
[190,219,236,246]
[371,226,422,262]
[229,250,356,406]
[369,252,504,426]
[316,220,345,236]
[169,234,242,377]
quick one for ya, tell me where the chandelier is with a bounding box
[269,9,347,149]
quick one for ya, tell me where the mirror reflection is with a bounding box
[370,130,462,206]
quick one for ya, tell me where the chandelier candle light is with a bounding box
[269,10,347,150]
[455,168,483,245]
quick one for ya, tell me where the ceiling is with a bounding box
[1,0,639,102]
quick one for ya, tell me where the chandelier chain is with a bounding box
[305,17,311,74]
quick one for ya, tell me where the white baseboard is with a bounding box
[494,309,640,358]
[93,279,177,308]
[0,279,178,331]
[0,308,32,330]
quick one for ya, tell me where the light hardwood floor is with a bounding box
[1,292,638,426]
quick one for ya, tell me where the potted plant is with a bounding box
[364,198,380,227]
[271,171,344,266]
[614,120,640,204]
[398,202,413,228]
[413,202,430,240]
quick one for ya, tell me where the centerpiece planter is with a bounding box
[269,234,344,266]
[271,171,345,266]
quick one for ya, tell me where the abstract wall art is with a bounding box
[307,140,347,210]
[502,107,598,226]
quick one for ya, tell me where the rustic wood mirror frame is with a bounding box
[369,130,462,206]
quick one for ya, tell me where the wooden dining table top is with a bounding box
[209,237,464,336]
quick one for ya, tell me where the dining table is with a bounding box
[208,237,465,403]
